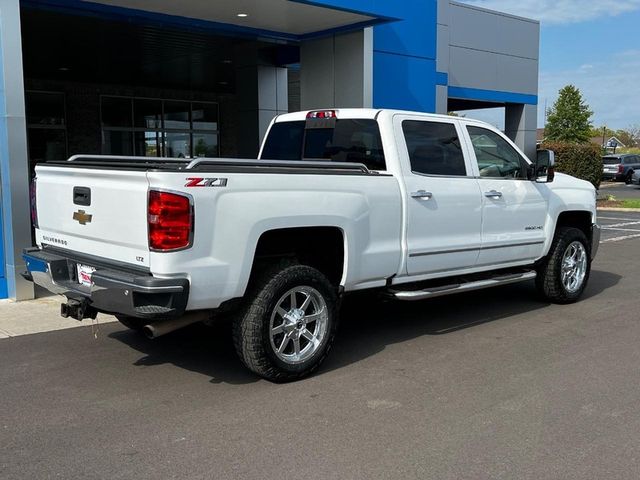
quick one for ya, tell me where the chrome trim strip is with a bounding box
[409,240,545,258]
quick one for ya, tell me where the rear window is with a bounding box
[603,157,621,165]
[261,119,386,171]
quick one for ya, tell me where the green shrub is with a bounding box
[540,141,602,189]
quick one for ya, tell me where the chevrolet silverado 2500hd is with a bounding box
[23,109,600,381]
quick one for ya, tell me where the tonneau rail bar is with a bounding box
[49,155,373,174]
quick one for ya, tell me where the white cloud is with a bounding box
[538,49,640,129]
[461,0,640,24]
[458,50,640,130]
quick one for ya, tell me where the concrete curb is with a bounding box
[0,297,117,338]
[597,207,640,212]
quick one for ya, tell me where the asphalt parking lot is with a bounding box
[600,181,640,200]
[599,210,640,242]
[2,211,640,480]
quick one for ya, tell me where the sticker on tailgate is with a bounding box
[76,264,96,287]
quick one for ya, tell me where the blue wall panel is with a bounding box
[289,1,400,19]
[373,52,436,112]
[372,0,437,59]
[371,0,438,113]
[448,86,538,105]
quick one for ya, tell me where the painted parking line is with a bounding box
[601,221,640,228]
[602,233,640,243]
[602,227,640,233]
[599,217,640,223]
[599,215,640,221]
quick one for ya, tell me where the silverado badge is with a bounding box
[73,209,93,225]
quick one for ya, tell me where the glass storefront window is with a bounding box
[163,101,190,130]
[192,103,218,130]
[101,96,219,157]
[27,129,67,168]
[101,97,133,127]
[192,133,218,157]
[26,92,65,126]
[26,91,68,174]
[134,131,161,157]
[103,130,133,155]
[164,132,190,158]
[134,99,162,129]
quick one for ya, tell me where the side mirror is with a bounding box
[531,150,555,183]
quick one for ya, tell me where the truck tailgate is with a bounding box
[34,166,151,268]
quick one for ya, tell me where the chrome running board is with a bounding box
[389,271,537,301]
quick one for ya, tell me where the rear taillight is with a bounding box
[30,178,38,229]
[148,190,193,251]
[618,164,624,173]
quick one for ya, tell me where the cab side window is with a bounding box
[402,120,467,176]
[467,126,528,179]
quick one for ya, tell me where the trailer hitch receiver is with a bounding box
[61,298,98,321]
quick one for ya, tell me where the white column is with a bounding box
[235,44,288,157]
[505,103,537,160]
[300,28,373,110]
[0,0,34,300]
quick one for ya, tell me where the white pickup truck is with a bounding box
[24,109,600,381]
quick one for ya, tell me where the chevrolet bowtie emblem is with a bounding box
[73,210,93,225]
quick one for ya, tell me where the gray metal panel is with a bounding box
[435,85,448,114]
[362,27,373,108]
[448,46,498,91]
[447,1,540,95]
[437,0,450,26]
[437,24,450,72]
[505,104,537,160]
[257,66,277,111]
[335,30,365,108]
[276,68,288,112]
[496,55,538,94]
[449,3,499,53]
[498,16,539,60]
[300,36,335,109]
[300,30,372,110]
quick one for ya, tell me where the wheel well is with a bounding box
[253,227,344,286]
[556,211,592,238]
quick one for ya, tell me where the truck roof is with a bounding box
[274,109,464,123]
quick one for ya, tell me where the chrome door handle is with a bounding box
[484,190,503,199]
[411,190,433,200]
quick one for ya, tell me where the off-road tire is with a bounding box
[232,263,338,382]
[536,226,591,304]
[116,315,145,332]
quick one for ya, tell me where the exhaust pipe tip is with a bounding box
[141,312,209,339]
[142,325,157,339]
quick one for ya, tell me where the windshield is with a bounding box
[261,119,386,171]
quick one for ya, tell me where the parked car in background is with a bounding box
[602,154,640,183]
[632,170,640,186]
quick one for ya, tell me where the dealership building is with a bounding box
[0,0,539,300]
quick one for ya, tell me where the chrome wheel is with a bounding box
[561,241,587,294]
[269,286,329,365]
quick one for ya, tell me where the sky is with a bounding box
[456,0,640,131]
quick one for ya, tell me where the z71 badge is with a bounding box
[185,178,228,188]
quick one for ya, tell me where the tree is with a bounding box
[545,85,593,143]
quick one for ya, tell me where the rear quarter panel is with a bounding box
[146,171,403,310]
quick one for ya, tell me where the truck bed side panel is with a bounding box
[146,171,403,310]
